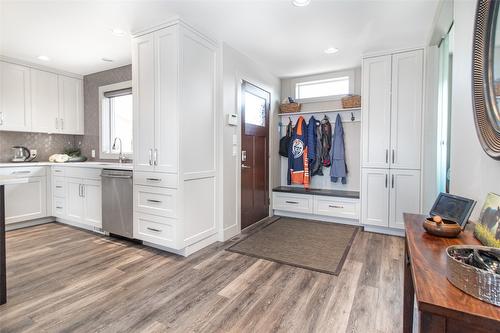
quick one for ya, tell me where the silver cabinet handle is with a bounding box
[82,184,85,197]
[329,205,344,209]
[147,199,162,203]
[147,227,161,232]
[149,149,153,166]
[385,174,388,188]
[56,206,63,209]
[285,201,299,204]
[154,149,158,166]
[79,184,82,197]
[12,170,31,174]
[101,175,132,179]
[146,178,162,182]
[391,174,395,188]
[392,149,395,164]
[0,112,3,125]
[61,118,64,130]
[56,185,63,189]
[385,149,388,163]
[55,118,59,129]
[241,164,251,169]
[54,169,63,173]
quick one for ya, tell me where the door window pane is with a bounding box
[244,91,266,127]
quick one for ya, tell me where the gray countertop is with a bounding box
[272,186,360,199]
[0,162,133,171]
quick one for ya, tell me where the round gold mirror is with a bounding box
[472,0,500,159]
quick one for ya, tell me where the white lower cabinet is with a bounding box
[66,178,84,222]
[136,213,176,248]
[361,168,420,230]
[273,192,314,214]
[389,169,421,229]
[62,177,102,228]
[5,176,47,224]
[313,196,360,220]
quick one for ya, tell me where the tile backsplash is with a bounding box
[0,131,77,162]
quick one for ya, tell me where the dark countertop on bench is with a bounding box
[272,186,360,199]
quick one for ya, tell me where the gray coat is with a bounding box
[330,114,347,184]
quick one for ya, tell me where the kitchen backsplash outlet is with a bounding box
[0,131,77,163]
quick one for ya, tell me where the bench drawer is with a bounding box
[272,192,313,214]
[313,196,359,220]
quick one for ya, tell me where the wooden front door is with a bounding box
[241,81,270,230]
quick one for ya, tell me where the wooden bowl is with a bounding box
[423,218,462,238]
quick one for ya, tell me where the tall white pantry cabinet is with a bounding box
[361,49,424,231]
[132,19,218,256]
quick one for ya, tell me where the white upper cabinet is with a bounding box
[154,26,179,173]
[30,68,60,133]
[361,55,392,169]
[133,33,156,172]
[390,50,423,170]
[59,75,84,135]
[361,49,424,170]
[0,62,32,131]
[0,61,83,135]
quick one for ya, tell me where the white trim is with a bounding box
[363,225,405,237]
[0,55,83,79]
[98,81,133,160]
[362,46,425,59]
[5,217,55,231]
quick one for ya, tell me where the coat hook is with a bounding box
[351,112,355,121]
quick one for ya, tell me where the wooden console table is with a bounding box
[403,213,500,333]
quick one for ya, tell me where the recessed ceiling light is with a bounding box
[101,58,114,62]
[292,0,311,7]
[111,28,127,37]
[324,47,339,54]
[37,55,50,61]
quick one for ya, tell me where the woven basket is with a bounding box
[279,103,301,114]
[342,95,361,108]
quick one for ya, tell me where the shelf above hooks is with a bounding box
[277,107,360,117]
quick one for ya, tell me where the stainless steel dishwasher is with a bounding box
[101,169,133,238]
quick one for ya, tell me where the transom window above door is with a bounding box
[99,81,133,159]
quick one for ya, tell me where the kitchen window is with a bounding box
[99,81,133,159]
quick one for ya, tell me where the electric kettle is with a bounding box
[11,146,35,162]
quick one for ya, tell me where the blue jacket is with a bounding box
[307,116,317,163]
[330,114,347,184]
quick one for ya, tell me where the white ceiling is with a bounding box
[0,0,438,78]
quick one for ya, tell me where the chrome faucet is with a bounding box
[112,137,124,163]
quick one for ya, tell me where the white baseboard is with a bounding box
[274,210,361,227]
[144,233,219,257]
[222,223,240,241]
[6,217,55,231]
[363,225,405,237]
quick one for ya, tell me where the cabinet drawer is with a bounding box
[272,192,313,214]
[53,197,66,217]
[52,166,66,177]
[135,185,177,218]
[313,196,360,220]
[136,213,176,248]
[52,177,66,198]
[134,171,178,188]
[65,167,101,180]
[0,166,46,177]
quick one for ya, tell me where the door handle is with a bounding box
[146,178,162,182]
[385,149,388,163]
[149,149,152,166]
[147,227,161,232]
[385,174,388,188]
[391,174,395,188]
[241,164,251,169]
[285,201,299,204]
[154,149,158,166]
[392,149,395,164]
[82,184,85,197]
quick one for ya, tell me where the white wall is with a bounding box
[220,43,281,240]
[450,0,500,219]
[280,68,362,191]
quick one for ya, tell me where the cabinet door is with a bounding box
[390,50,423,169]
[31,69,59,133]
[389,169,421,229]
[154,27,179,173]
[361,168,389,227]
[132,33,156,172]
[59,76,84,135]
[66,178,84,222]
[0,62,31,131]
[82,179,102,228]
[4,177,47,224]
[362,55,392,168]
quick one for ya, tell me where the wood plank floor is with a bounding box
[0,221,405,333]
